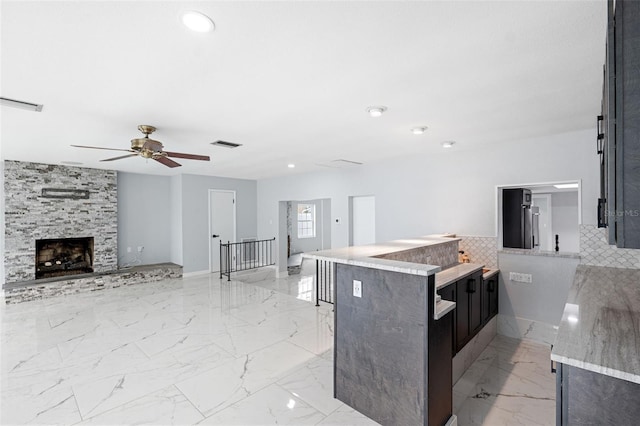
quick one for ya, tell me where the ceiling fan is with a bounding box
[71,125,210,168]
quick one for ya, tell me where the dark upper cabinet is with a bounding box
[601,0,640,248]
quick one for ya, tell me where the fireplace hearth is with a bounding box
[35,237,94,279]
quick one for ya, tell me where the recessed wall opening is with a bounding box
[35,237,94,279]
[497,181,581,253]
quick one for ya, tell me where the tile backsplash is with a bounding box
[580,225,640,269]
[458,235,498,269]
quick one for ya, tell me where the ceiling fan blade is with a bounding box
[71,144,134,153]
[154,156,182,168]
[100,154,139,162]
[164,151,210,161]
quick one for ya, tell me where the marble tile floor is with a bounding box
[0,263,555,425]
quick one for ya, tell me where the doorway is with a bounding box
[209,190,236,273]
[532,194,552,251]
[350,195,376,246]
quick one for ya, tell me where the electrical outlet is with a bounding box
[353,280,362,298]
[509,272,533,283]
[127,247,131,253]
[137,246,144,253]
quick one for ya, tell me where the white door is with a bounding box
[351,195,375,246]
[209,190,236,273]
[532,194,552,251]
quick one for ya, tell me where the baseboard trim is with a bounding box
[183,270,211,278]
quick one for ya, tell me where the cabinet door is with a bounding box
[438,284,457,355]
[468,272,483,335]
[481,278,491,325]
[488,274,499,319]
[455,279,469,352]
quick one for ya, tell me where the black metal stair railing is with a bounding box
[315,259,334,306]
[220,237,275,281]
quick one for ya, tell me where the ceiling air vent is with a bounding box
[316,159,363,168]
[210,140,242,148]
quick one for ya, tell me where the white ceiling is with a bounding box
[1,1,606,180]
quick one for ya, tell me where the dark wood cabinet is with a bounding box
[440,270,499,356]
[468,273,483,335]
[481,273,499,325]
[438,283,457,355]
[455,278,470,352]
[453,270,483,353]
[600,0,640,248]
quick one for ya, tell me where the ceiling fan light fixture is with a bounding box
[366,106,387,117]
[181,11,215,33]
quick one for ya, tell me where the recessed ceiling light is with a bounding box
[181,11,215,33]
[442,141,456,148]
[554,183,579,189]
[411,127,428,135]
[288,164,295,168]
[366,106,387,117]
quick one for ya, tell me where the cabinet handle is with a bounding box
[467,278,476,293]
[597,198,607,228]
[597,115,604,154]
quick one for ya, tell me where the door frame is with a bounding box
[208,189,237,273]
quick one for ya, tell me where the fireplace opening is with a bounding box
[35,237,94,279]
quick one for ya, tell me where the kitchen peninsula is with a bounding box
[552,265,640,424]
[305,235,467,426]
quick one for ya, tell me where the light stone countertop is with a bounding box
[435,263,484,290]
[551,265,640,384]
[499,248,581,259]
[303,235,458,277]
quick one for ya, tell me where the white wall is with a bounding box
[181,174,257,274]
[256,128,599,328]
[552,191,580,253]
[257,128,599,248]
[170,175,183,265]
[117,172,257,274]
[117,172,172,265]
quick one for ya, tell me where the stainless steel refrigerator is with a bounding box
[503,188,539,249]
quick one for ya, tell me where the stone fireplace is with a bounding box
[4,160,117,284]
[35,237,94,279]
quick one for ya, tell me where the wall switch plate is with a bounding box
[509,272,533,283]
[353,280,362,298]
[127,247,131,253]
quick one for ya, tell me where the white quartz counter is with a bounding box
[551,265,640,385]
[303,235,456,277]
[435,263,484,290]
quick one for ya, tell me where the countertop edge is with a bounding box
[435,300,456,320]
[435,263,484,290]
[550,353,640,385]
[303,253,441,277]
